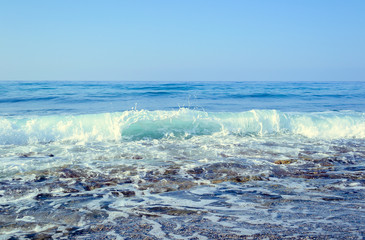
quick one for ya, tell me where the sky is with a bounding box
[0,0,364,82]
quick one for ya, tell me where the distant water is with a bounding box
[1,81,365,115]
[1,81,365,239]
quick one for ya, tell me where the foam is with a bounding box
[0,109,364,145]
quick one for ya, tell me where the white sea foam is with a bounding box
[0,109,363,145]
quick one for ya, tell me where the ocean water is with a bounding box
[0,81,365,239]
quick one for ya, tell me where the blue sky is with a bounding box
[0,0,364,81]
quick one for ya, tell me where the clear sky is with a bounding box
[0,0,364,81]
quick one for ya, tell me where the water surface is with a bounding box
[0,81,364,239]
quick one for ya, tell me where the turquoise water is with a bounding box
[1,81,365,239]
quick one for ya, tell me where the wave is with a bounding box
[0,97,58,104]
[0,109,364,144]
[227,93,296,99]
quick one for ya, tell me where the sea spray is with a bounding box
[1,109,364,145]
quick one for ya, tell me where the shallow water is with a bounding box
[0,81,364,239]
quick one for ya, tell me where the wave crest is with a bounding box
[0,109,364,144]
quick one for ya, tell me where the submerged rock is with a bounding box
[34,193,53,201]
[111,190,135,197]
[274,160,295,164]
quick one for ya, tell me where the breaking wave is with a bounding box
[0,109,364,145]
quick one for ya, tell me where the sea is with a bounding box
[0,81,364,239]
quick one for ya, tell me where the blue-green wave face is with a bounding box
[1,109,364,144]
